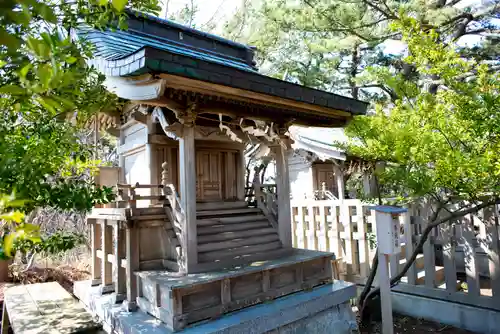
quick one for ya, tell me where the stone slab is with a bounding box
[5,282,101,334]
[74,280,357,334]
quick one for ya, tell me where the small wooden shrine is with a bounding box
[75,9,368,333]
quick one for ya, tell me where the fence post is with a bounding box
[403,207,417,285]
[357,203,370,278]
[90,219,101,286]
[485,204,500,297]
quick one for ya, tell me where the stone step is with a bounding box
[197,227,277,244]
[198,241,282,263]
[196,201,248,211]
[198,234,279,253]
[197,207,262,218]
[197,214,267,227]
[197,221,270,236]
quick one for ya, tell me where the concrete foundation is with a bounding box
[74,280,358,334]
[391,291,500,334]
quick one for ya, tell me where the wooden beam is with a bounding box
[158,74,351,119]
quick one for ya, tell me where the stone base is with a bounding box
[74,280,358,334]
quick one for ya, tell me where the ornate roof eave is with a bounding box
[89,45,367,117]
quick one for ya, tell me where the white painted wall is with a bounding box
[288,152,313,200]
[120,122,151,207]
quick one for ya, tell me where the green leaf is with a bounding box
[37,3,58,24]
[3,233,15,257]
[0,211,24,223]
[0,29,21,49]
[19,63,33,79]
[65,56,78,64]
[5,199,31,208]
[98,0,108,5]
[0,60,6,68]
[0,85,26,95]
[112,0,127,11]
[36,96,57,114]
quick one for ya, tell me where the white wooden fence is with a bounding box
[290,199,500,311]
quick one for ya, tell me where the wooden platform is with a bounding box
[134,248,335,331]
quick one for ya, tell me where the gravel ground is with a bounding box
[358,313,477,333]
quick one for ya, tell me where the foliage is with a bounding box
[0,194,41,260]
[344,15,500,317]
[345,16,500,203]
[0,0,159,213]
[0,1,159,255]
[14,231,85,257]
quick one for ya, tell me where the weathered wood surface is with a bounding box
[136,249,334,331]
[291,198,500,313]
[3,282,100,334]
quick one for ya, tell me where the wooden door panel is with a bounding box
[314,166,337,195]
[196,151,222,201]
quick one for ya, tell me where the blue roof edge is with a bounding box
[126,9,255,52]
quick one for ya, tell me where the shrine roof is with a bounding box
[80,10,368,117]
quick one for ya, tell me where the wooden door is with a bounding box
[196,150,223,201]
[314,165,337,195]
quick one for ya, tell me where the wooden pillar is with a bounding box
[179,124,198,272]
[118,128,126,184]
[113,224,126,302]
[147,115,158,203]
[100,220,114,293]
[238,148,246,201]
[90,219,101,285]
[274,143,292,248]
[123,224,139,311]
[334,164,345,200]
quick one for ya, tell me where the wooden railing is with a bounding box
[161,161,186,272]
[88,182,170,310]
[88,211,128,303]
[314,182,338,200]
[290,198,500,312]
[249,178,278,224]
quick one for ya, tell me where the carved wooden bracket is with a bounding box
[174,103,197,126]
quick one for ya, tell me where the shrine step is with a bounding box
[197,207,262,218]
[196,201,248,211]
[197,214,267,227]
[198,240,283,263]
[198,234,280,253]
[197,221,270,235]
[197,227,277,243]
[195,247,292,272]
[132,207,166,216]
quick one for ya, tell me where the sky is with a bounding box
[159,0,240,30]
